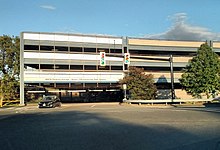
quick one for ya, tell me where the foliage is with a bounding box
[0,35,20,101]
[119,67,157,100]
[179,43,220,98]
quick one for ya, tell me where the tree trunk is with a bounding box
[206,92,210,99]
[0,95,3,107]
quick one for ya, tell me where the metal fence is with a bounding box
[124,99,213,105]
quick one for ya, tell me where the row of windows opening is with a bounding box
[25,64,184,72]
[25,82,182,89]
[24,45,122,53]
[129,49,197,56]
[25,45,209,56]
[25,64,123,71]
[24,45,220,56]
[25,83,119,89]
[135,66,184,72]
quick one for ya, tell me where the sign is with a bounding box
[24,71,124,83]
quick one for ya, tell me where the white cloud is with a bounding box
[145,13,220,41]
[40,5,56,10]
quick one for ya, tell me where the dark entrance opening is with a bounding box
[56,90,123,103]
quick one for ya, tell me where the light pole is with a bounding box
[123,83,127,101]
[169,55,175,101]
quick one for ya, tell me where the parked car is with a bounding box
[204,97,220,107]
[38,95,61,108]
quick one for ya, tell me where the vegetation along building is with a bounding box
[20,32,220,105]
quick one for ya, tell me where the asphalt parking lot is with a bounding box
[0,103,220,150]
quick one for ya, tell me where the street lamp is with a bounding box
[123,84,127,101]
[169,55,175,101]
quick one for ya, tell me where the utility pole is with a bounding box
[123,84,127,101]
[169,55,175,101]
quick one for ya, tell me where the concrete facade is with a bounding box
[20,32,220,104]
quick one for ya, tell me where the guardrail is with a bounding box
[2,100,20,106]
[124,99,213,105]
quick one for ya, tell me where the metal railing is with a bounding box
[124,99,213,105]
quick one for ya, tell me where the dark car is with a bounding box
[38,95,61,108]
[204,98,220,107]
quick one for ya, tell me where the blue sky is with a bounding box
[1,0,220,40]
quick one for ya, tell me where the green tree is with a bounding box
[0,35,20,104]
[119,67,157,100]
[180,43,220,98]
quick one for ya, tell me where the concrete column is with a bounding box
[19,33,25,106]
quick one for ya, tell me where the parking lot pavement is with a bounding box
[0,102,122,114]
[179,107,220,113]
[0,102,220,150]
[0,105,37,117]
[0,102,220,124]
[1,102,220,113]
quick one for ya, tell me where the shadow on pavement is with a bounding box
[0,109,219,150]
